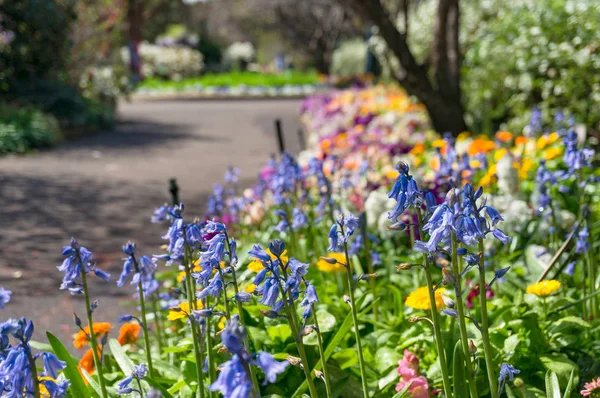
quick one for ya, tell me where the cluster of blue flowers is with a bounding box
[116,363,148,395]
[249,240,310,319]
[117,242,158,297]
[211,316,288,397]
[413,183,511,255]
[58,238,110,294]
[0,318,69,397]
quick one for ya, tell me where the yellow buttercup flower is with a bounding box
[244,283,256,293]
[248,249,288,272]
[177,264,202,283]
[316,252,346,272]
[494,148,508,162]
[167,300,203,321]
[544,147,563,161]
[526,280,561,297]
[536,132,560,150]
[405,287,446,310]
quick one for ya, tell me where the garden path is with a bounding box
[0,98,303,344]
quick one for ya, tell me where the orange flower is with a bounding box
[78,346,101,376]
[409,143,425,156]
[515,136,528,146]
[73,322,112,350]
[467,139,495,156]
[117,323,141,346]
[496,131,513,142]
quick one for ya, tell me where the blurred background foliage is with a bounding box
[1,0,600,153]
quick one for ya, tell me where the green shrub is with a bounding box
[330,39,367,77]
[372,0,600,133]
[0,105,61,154]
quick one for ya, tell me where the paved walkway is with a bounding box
[0,98,303,343]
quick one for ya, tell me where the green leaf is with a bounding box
[146,377,175,398]
[540,354,578,387]
[563,369,575,398]
[331,348,358,370]
[391,381,413,398]
[545,370,561,398]
[291,295,371,398]
[452,341,468,398]
[81,367,105,398]
[375,346,402,374]
[46,332,90,398]
[314,309,337,333]
[267,324,292,345]
[168,379,187,394]
[108,338,135,375]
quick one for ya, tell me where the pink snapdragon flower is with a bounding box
[395,350,431,397]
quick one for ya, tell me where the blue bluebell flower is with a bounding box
[225,166,240,185]
[254,352,288,383]
[42,352,66,378]
[291,208,308,231]
[575,226,589,254]
[235,292,252,303]
[117,363,147,395]
[58,238,108,294]
[248,245,271,263]
[41,378,70,397]
[151,204,171,223]
[0,288,11,310]
[498,363,520,395]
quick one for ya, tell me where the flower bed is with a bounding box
[0,86,598,397]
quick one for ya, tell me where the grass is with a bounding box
[138,70,321,91]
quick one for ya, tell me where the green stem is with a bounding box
[342,238,370,398]
[152,298,165,354]
[205,297,216,397]
[361,219,378,323]
[312,304,333,398]
[478,238,498,398]
[131,257,154,376]
[224,232,260,393]
[80,271,108,398]
[183,243,206,398]
[280,290,319,397]
[451,233,478,398]
[416,211,453,398]
[26,347,41,398]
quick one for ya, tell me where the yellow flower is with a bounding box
[218,317,226,330]
[432,139,446,149]
[405,287,446,310]
[167,300,203,321]
[494,148,508,162]
[544,147,563,161]
[177,264,202,283]
[518,158,534,179]
[248,249,288,272]
[526,280,561,297]
[39,377,56,398]
[244,283,256,293]
[536,132,560,150]
[316,252,346,272]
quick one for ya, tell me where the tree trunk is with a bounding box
[421,95,467,134]
[347,0,468,135]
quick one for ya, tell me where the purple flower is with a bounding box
[0,288,11,310]
[42,352,66,378]
[253,352,288,383]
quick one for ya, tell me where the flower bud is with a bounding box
[396,263,414,271]
[343,295,351,305]
[442,268,457,286]
[286,356,302,367]
[441,294,455,309]
[73,313,82,328]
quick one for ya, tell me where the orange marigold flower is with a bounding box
[515,136,528,146]
[467,139,495,156]
[78,346,101,376]
[496,131,513,142]
[117,323,141,346]
[409,143,425,156]
[73,322,112,350]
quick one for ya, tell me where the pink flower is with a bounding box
[395,376,429,397]
[395,350,430,397]
[581,376,600,396]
